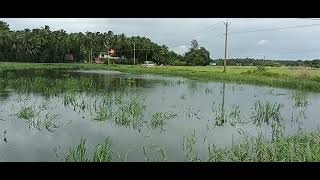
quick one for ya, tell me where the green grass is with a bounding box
[150,112,178,131]
[17,106,36,120]
[208,131,320,162]
[2,62,320,91]
[0,63,320,92]
[94,93,146,130]
[65,137,112,162]
[251,100,283,127]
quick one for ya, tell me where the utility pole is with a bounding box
[223,20,231,73]
[145,52,147,61]
[133,42,136,65]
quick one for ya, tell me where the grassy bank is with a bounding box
[208,131,320,162]
[1,62,320,92]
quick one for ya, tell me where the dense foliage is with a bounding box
[0,21,213,66]
[214,58,320,68]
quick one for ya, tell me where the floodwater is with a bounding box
[0,69,319,161]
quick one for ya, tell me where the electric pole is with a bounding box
[133,42,136,65]
[223,20,231,73]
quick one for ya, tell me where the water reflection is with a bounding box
[0,69,319,161]
[213,82,227,127]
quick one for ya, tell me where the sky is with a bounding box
[1,18,320,60]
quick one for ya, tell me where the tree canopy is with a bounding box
[184,40,212,66]
[0,21,187,64]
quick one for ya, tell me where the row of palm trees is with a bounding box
[0,21,182,64]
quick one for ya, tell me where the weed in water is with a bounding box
[65,137,89,162]
[142,144,168,162]
[17,105,37,120]
[251,100,283,127]
[150,111,178,131]
[292,91,309,107]
[182,129,201,162]
[66,137,112,162]
[93,137,113,162]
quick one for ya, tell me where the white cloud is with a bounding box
[257,40,270,46]
[178,45,187,50]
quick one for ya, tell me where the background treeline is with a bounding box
[0,21,212,66]
[2,21,320,67]
[214,58,320,68]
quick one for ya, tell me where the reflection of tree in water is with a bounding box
[0,90,10,101]
[0,69,165,96]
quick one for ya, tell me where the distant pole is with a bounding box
[133,42,136,65]
[223,20,231,73]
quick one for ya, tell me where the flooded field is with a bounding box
[0,69,319,161]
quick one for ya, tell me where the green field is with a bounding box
[1,62,320,92]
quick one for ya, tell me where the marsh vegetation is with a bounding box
[0,68,320,161]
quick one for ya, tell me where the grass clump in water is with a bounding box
[251,100,283,127]
[17,106,37,120]
[207,131,320,162]
[66,137,113,162]
[94,93,146,130]
[150,111,178,131]
[182,129,201,162]
[292,91,309,107]
[65,137,88,162]
[93,137,113,162]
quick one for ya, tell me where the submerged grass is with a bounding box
[16,101,63,132]
[94,92,146,130]
[17,105,37,120]
[251,100,283,127]
[150,112,178,131]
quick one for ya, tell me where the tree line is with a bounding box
[0,21,213,66]
[214,58,320,68]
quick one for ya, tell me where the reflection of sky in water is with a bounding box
[0,70,319,161]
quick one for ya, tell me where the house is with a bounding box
[209,62,217,66]
[94,49,119,64]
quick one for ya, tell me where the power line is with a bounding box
[229,23,320,35]
[234,48,320,59]
[158,21,224,48]
[276,48,320,54]
[196,20,225,34]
